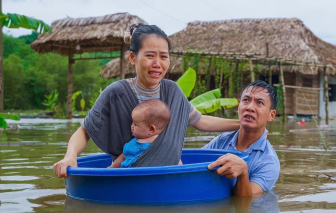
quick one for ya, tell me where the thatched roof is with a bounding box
[31,13,147,56]
[100,18,336,79]
[99,53,184,79]
[169,18,336,75]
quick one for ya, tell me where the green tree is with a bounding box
[0,7,51,111]
[3,54,26,109]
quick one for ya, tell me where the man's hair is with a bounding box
[133,99,171,130]
[240,80,278,110]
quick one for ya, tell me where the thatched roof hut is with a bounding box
[100,18,336,79]
[30,13,147,119]
[169,18,336,75]
[31,13,147,55]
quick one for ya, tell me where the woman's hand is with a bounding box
[53,126,90,178]
[53,155,77,178]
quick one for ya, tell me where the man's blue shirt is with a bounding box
[202,129,280,191]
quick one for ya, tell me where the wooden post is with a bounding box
[293,73,297,117]
[0,0,4,112]
[206,57,212,91]
[249,58,255,82]
[279,62,287,123]
[324,67,329,125]
[120,44,125,79]
[268,69,272,86]
[67,50,74,119]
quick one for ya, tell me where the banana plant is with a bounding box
[176,68,196,98]
[0,113,20,131]
[190,89,239,114]
[175,67,239,114]
[42,90,59,111]
[0,13,51,33]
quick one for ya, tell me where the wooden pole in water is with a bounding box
[120,44,125,79]
[279,62,287,123]
[67,50,74,119]
[324,66,329,125]
[249,58,255,82]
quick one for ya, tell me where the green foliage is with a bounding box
[0,13,51,33]
[176,68,196,98]
[54,102,67,119]
[18,31,39,44]
[190,89,239,114]
[0,118,7,130]
[80,98,85,111]
[42,90,59,111]
[72,91,82,111]
[0,113,20,131]
[3,55,27,109]
[2,33,113,111]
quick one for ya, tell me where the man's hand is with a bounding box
[207,153,248,178]
[53,155,77,178]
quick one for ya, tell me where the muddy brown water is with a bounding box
[0,118,335,212]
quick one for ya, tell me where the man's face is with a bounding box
[238,86,276,131]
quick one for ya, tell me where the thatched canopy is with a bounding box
[31,13,147,56]
[169,18,336,75]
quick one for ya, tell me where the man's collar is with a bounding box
[231,129,267,153]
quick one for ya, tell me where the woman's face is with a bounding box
[129,36,170,89]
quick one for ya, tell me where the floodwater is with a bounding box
[0,118,336,213]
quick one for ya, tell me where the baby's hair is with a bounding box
[133,99,171,131]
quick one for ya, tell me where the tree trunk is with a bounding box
[324,67,329,125]
[67,51,74,119]
[120,44,125,79]
[0,0,4,112]
[279,62,287,123]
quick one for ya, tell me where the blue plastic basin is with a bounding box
[65,149,249,203]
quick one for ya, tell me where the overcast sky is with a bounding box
[3,0,336,45]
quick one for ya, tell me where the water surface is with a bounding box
[0,118,335,212]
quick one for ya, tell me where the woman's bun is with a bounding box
[124,31,132,44]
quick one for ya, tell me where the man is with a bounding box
[203,80,280,196]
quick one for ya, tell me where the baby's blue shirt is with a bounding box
[121,138,151,168]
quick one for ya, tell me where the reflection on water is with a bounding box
[64,190,280,213]
[0,118,335,212]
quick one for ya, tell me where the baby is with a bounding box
[110,99,171,168]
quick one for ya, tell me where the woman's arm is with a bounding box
[193,115,240,132]
[53,126,90,178]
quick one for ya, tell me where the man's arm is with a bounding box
[108,153,125,168]
[193,115,240,132]
[207,154,263,196]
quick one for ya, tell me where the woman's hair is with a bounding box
[124,24,171,55]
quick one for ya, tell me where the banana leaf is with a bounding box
[0,13,51,33]
[176,68,196,98]
[0,114,20,131]
[0,113,21,120]
[0,117,7,130]
[190,89,221,105]
[190,89,239,114]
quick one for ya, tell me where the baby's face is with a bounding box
[131,110,150,139]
